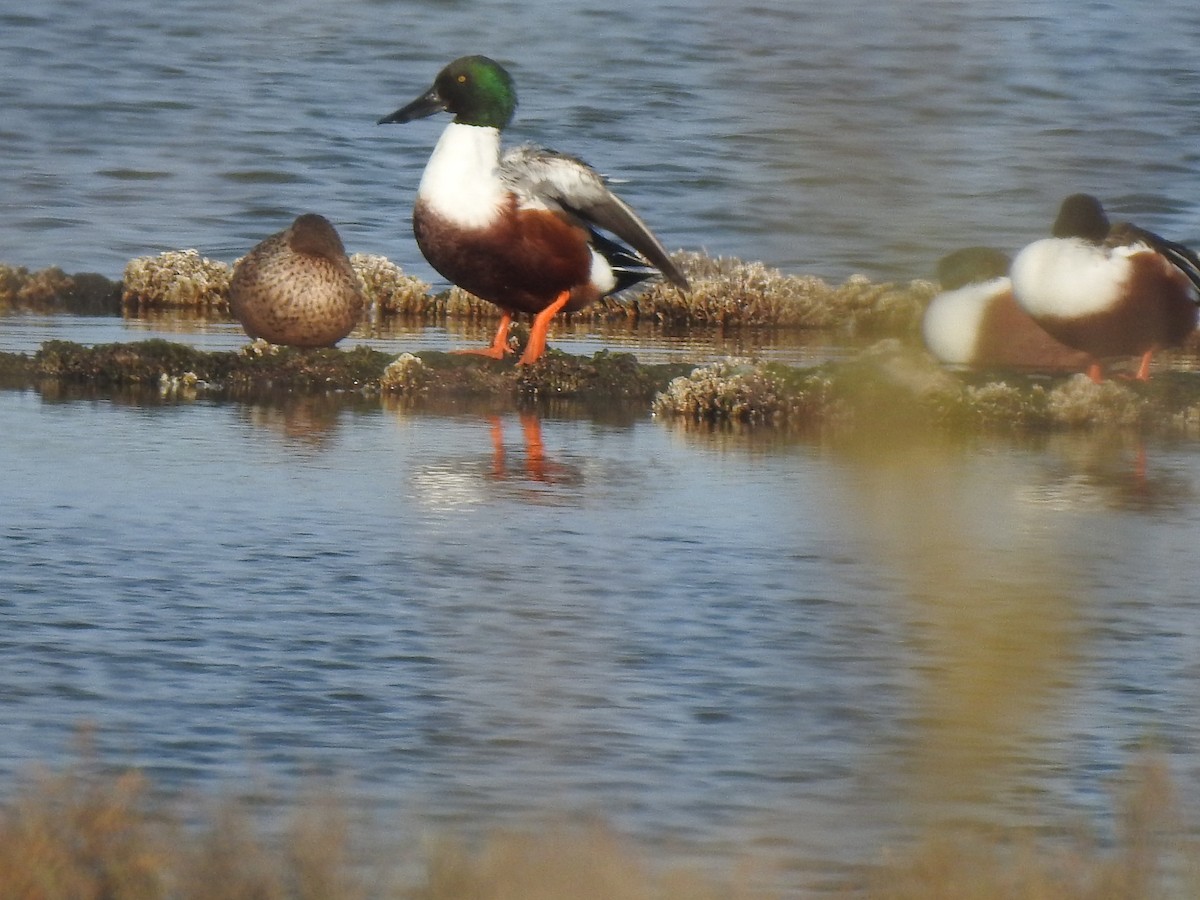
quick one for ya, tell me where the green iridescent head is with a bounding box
[378,55,517,130]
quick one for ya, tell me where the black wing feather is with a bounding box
[1122,223,1200,296]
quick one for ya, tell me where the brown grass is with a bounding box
[0,752,1193,899]
[864,759,1193,900]
[0,762,167,899]
[0,265,121,314]
[413,825,754,900]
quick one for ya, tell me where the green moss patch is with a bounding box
[28,338,393,394]
[652,342,1200,435]
[5,337,1200,434]
[379,348,691,406]
[4,339,689,407]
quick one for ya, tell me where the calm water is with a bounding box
[3,381,1200,891]
[3,0,1200,285]
[4,0,1200,894]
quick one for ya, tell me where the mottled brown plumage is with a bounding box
[229,214,365,347]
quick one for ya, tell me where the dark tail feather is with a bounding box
[1126,224,1200,296]
[562,193,690,292]
[589,229,662,293]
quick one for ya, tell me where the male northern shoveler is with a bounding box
[1010,193,1200,381]
[229,213,365,347]
[378,55,689,365]
[922,246,1091,372]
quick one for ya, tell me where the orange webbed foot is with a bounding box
[452,345,511,360]
[455,313,514,360]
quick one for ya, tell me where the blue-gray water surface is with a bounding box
[4,0,1200,284]
[3,386,1200,891]
[5,0,1200,894]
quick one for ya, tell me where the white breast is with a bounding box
[922,279,1002,365]
[1010,237,1133,319]
[417,123,508,229]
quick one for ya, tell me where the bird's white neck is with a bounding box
[417,122,507,229]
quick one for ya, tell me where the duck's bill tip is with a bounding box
[378,87,445,125]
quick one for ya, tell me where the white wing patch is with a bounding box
[1011,237,1135,319]
[416,123,508,229]
[500,145,612,213]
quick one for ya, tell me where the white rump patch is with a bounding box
[417,123,508,229]
[1010,238,1133,319]
[588,248,617,295]
[922,279,1004,365]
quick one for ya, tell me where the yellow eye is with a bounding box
[457,74,467,83]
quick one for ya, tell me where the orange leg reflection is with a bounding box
[488,416,507,479]
[520,412,549,479]
[487,412,561,483]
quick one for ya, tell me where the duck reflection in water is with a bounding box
[488,411,578,488]
[237,394,357,447]
[1019,432,1195,514]
[406,409,584,513]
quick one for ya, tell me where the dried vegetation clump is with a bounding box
[336,255,499,321]
[1046,375,1149,428]
[652,357,837,427]
[121,250,232,312]
[4,239,1199,433]
[0,264,121,314]
[5,335,1200,434]
[8,248,937,336]
[609,251,936,332]
[348,253,432,317]
[0,763,166,900]
[444,285,505,320]
[650,343,1189,434]
[379,352,429,394]
[0,755,373,900]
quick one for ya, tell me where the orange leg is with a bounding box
[454,313,513,359]
[1133,349,1155,381]
[1086,361,1104,384]
[517,291,570,365]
